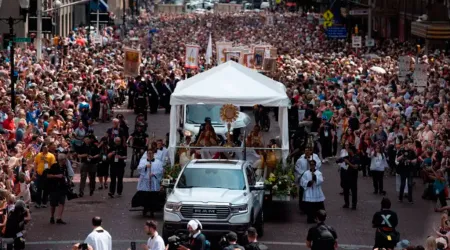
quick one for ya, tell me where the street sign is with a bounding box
[318,17,324,25]
[323,21,333,28]
[14,37,31,43]
[93,35,103,45]
[365,38,375,47]
[352,36,362,48]
[323,10,334,21]
[349,9,369,16]
[326,27,348,39]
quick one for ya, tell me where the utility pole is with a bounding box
[36,0,42,61]
[368,0,372,40]
[96,0,100,34]
[8,18,15,111]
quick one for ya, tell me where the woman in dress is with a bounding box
[196,123,218,147]
[132,150,164,217]
[247,124,264,148]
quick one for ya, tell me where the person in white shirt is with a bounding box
[155,140,168,165]
[84,216,112,250]
[295,146,321,212]
[143,220,165,250]
[300,160,325,224]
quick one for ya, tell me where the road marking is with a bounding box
[25,239,373,248]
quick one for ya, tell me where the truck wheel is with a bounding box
[254,210,264,237]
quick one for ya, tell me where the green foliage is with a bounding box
[264,162,298,198]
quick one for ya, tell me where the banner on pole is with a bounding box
[253,46,266,69]
[216,42,233,65]
[243,53,254,68]
[185,45,200,69]
[225,51,241,64]
[398,56,410,81]
[414,64,428,90]
[266,15,274,26]
[123,47,141,77]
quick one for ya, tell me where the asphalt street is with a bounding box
[24,108,439,250]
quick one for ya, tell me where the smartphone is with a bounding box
[78,243,88,250]
[130,242,136,250]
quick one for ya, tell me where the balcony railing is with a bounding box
[411,21,450,39]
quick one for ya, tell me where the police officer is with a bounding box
[372,198,399,249]
[395,140,416,203]
[134,78,148,120]
[341,146,359,210]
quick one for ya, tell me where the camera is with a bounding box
[218,236,229,249]
[167,233,189,250]
[336,157,346,164]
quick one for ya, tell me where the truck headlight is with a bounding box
[165,202,182,212]
[230,204,248,214]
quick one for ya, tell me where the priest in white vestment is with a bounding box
[300,160,325,223]
[295,147,322,212]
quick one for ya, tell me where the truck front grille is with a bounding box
[180,205,230,219]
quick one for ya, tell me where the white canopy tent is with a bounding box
[168,61,291,165]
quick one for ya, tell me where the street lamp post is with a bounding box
[0,0,29,110]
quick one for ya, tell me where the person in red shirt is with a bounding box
[2,110,15,140]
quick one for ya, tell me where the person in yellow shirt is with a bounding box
[34,145,56,208]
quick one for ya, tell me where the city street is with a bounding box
[25,109,438,250]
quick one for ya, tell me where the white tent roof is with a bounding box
[170,61,290,107]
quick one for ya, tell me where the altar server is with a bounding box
[301,160,325,223]
[295,146,322,211]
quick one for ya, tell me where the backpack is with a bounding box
[199,234,211,250]
[314,225,335,249]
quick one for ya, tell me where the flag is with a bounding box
[205,33,212,65]
[185,45,200,69]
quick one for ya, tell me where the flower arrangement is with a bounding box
[164,164,182,182]
[264,162,298,198]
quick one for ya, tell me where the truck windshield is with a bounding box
[177,168,246,190]
[186,105,223,124]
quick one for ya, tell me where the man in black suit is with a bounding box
[159,77,173,114]
[146,75,160,114]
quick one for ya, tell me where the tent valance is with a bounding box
[170,61,290,107]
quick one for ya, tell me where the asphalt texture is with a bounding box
[24,108,439,250]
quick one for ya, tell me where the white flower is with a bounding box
[272,185,278,190]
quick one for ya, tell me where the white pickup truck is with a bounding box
[163,160,265,240]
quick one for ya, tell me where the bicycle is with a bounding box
[128,145,147,178]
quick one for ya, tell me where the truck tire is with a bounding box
[254,210,264,237]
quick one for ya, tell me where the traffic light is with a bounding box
[2,33,11,49]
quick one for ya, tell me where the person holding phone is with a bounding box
[142,220,165,250]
